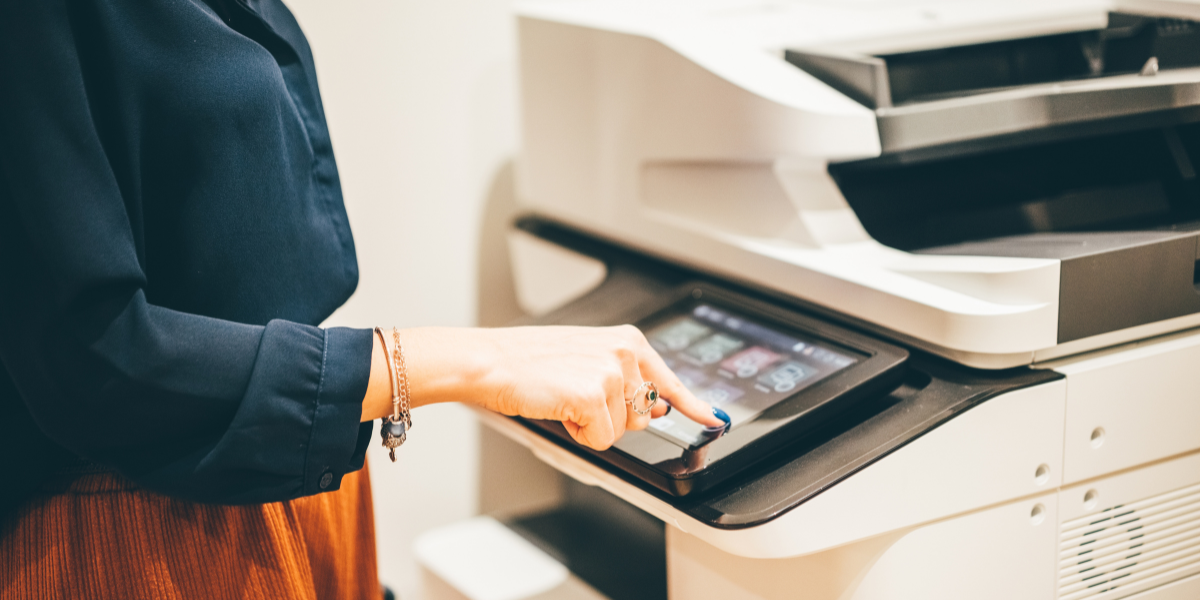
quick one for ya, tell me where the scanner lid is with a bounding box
[789,11,1200,153]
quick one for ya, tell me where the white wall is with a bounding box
[285,1,521,597]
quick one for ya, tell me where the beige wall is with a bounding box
[286,0,521,597]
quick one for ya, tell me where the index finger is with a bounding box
[637,343,725,428]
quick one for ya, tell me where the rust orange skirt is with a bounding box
[0,461,380,600]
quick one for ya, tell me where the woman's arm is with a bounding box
[362,326,724,450]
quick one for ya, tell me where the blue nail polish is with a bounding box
[708,407,731,433]
[713,407,731,424]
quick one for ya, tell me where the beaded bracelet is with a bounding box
[374,327,413,462]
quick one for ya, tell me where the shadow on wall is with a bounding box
[476,160,526,328]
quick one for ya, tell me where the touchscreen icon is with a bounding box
[811,347,855,368]
[697,382,744,406]
[651,318,712,351]
[673,367,708,390]
[757,361,817,393]
[649,418,675,432]
[684,333,744,365]
[720,346,782,378]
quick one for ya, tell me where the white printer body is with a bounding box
[485,1,1200,598]
[517,0,1200,369]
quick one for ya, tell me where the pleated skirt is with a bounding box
[0,461,380,600]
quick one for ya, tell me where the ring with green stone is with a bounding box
[628,381,659,416]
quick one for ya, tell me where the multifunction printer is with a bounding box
[479,2,1200,599]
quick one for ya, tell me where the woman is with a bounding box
[0,0,725,598]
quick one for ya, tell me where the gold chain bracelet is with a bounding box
[374,327,412,462]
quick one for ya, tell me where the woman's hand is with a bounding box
[362,325,725,451]
[470,325,725,450]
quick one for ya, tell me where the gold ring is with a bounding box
[627,382,658,416]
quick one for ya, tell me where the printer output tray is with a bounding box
[510,217,1061,529]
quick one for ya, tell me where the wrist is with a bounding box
[361,330,394,422]
[401,327,498,409]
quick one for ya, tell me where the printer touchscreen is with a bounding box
[644,302,864,448]
[517,282,908,496]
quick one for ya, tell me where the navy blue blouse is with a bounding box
[0,0,374,518]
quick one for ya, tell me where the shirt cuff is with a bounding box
[303,326,374,495]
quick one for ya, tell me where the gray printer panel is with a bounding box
[920,230,1200,342]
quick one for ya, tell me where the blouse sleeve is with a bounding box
[0,0,374,503]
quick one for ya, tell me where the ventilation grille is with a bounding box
[1058,482,1200,599]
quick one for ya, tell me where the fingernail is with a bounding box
[710,405,729,424]
[663,405,672,416]
[705,407,731,433]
